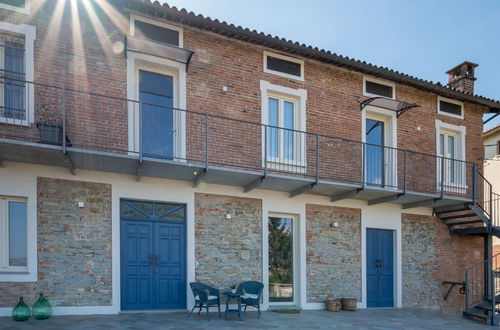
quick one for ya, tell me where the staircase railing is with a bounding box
[490,192,500,228]
[473,167,495,229]
[465,253,500,322]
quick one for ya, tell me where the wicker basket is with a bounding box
[340,298,357,311]
[325,299,340,312]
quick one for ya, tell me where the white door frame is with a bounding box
[361,105,398,187]
[126,52,187,160]
[267,212,299,306]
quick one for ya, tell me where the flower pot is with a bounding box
[36,122,63,146]
[32,293,52,320]
[12,297,30,321]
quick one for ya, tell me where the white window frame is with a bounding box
[0,0,30,14]
[260,80,307,169]
[0,21,35,126]
[435,120,467,191]
[127,52,187,161]
[361,106,398,188]
[263,51,304,81]
[437,96,464,120]
[363,76,396,100]
[129,14,183,48]
[0,196,28,273]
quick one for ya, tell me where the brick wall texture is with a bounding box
[0,0,488,183]
[194,193,262,294]
[0,177,112,308]
[401,213,483,312]
[306,204,362,303]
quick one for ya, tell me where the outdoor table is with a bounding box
[223,291,243,321]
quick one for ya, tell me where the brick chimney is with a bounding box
[446,61,478,94]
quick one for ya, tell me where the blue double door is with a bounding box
[367,228,394,307]
[120,200,186,310]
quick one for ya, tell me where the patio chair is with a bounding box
[237,281,264,318]
[188,282,221,321]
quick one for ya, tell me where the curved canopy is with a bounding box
[360,97,420,117]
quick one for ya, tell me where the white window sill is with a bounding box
[0,270,35,282]
[0,117,30,127]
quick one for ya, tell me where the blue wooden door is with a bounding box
[121,221,155,310]
[121,200,186,310]
[367,228,394,307]
[155,223,186,309]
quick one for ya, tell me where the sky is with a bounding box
[161,0,500,130]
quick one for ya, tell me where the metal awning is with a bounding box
[125,36,195,72]
[360,97,420,117]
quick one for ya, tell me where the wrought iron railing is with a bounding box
[465,253,500,324]
[0,76,484,201]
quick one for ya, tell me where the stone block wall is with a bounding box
[402,213,483,312]
[36,177,113,306]
[0,177,112,308]
[194,193,262,293]
[306,204,362,303]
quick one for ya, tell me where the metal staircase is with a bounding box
[434,167,500,325]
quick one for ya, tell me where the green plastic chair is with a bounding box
[188,282,221,321]
[237,281,264,318]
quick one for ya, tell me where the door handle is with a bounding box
[149,255,153,265]
[156,255,159,266]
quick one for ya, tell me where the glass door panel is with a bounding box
[365,118,385,185]
[268,216,294,303]
[139,70,174,159]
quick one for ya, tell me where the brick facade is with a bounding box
[306,204,362,303]
[402,213,483,312]
[0,1,488,172]
[0,0,491,315]
[194,193,262,294]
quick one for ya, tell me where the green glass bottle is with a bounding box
[32,293,52,320]
[12,296,31,321]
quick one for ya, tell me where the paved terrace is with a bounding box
[0,309,485,329]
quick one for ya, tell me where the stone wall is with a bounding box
[195,193,262,293]
[402,213,483,312]
[306,204,362,303]
[0,177,113,308]
[36,177,113,306]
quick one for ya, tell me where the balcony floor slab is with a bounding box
[0,142,473,208]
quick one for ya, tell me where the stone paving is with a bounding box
[0,309,487,330]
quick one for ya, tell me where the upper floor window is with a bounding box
[0,196,27,272]
[260,80,307,168]
[130,14,183,48]
[263,51,304,81]
[0,32,26,121]
[0,0,29,14]
[363,77,395,99]
[437,96,463,119]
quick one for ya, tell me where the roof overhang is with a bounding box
[125,36,195,71]
[121,0,500,112]
[360,97,420,118]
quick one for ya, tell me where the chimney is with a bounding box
[446,61,478,94]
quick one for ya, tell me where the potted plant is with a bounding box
[35,98,63,146]
[230,285,237,294]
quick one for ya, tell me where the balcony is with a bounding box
[0,77,478,209]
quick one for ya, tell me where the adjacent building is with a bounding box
[0,0,499,321]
